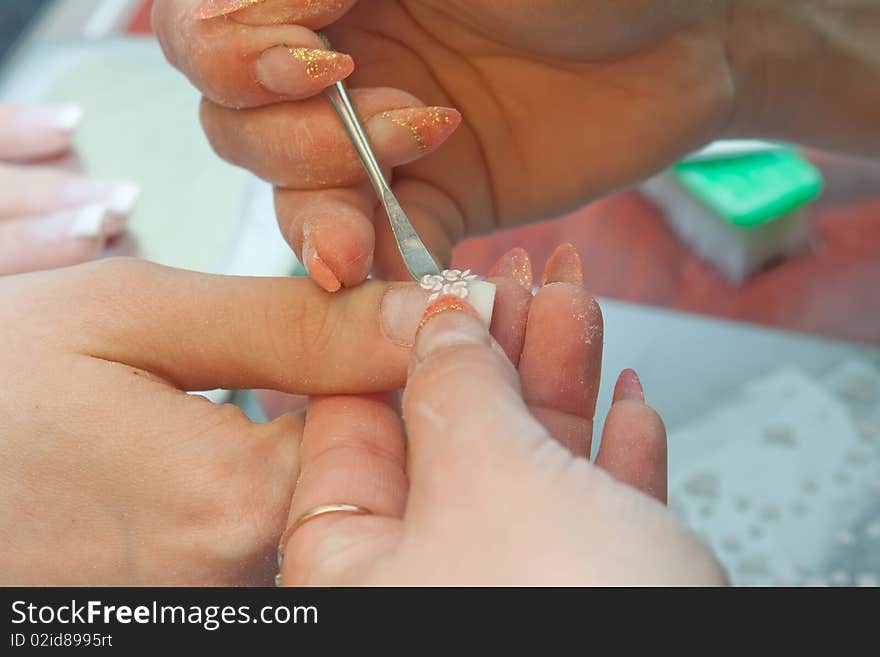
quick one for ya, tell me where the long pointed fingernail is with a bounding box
[488,247,533,291]
[366,107,461,164]
[613,369,645,403]
[57,179,140,216]
[542,243,583,286]
[193,0,265,20]
[256,46,354,96]
[302,234,341,293]
[27,204,115,244]
[13,103,82,134]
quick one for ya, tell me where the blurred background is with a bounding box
[1,0,878,586]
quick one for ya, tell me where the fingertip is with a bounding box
[597,400,667,504]
[542,243,583,286]
[302,238,342,293]
[488,247,533,292]
[613,368,645,403]
[301,223,374,291]
[256,46,355,99]
[488,276,532,366]
[277,189,376,291]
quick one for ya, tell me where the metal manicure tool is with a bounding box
[318,33,442,282]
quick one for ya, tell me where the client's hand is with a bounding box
[280,246,727,585]
[153,0,735,288]
[0,104,139,275]
[0,257,530,585]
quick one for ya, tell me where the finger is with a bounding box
[192,0,357,27]
[275,172,464,293]
[154,0,355,107]
[403,301,557,508]
[200,91,460,188]
[0,163,139,220]
[34,259,436,394]
[486,247,533,367]
[0,104,80,161]
[596,369,668,504]
[0,206,120,276]
[279,393,406,585]
[42,258,528,396]
[518,244,603,457]
[274,183,376,292]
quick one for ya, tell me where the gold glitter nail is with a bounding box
[287,47,348,81]
[377,107,457,153]
[194,0,265,20]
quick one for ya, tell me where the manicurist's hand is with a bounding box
[0,256,533,585]
[279,246,727,586]
[154,1,880,290]
[153,0,737,288]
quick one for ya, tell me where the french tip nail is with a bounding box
[52,104,83,131]
[488,247,533,291]
[542,242,583,286]
[613,368,645,403]
[19,103,83,133]
[57,179,140,217]
[67,204,111,238]
[105,181,140,216]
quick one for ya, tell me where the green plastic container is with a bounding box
[672,150,824,228]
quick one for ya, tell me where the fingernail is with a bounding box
[413,296,488,364]
[613,368,645,403]
[302,234,341,292]
[27,204,113,244]
[193,0,265,20]
[57,179,140,216]
[12,104,82,133]
[366,107,461,164]
[256,46,354,96]
[418,295,481,332]
[488,247,533,291]
[379,285,431,346]
[542,242,583,286]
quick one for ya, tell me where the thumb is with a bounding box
[402,297,552,508]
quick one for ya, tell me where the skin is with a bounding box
[280,296,725,586]
[0,104,134,274]
[0,247,716,585]
[154,0,880,289]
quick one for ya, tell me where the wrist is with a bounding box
[721,0,821,139]
[722,0,880,154]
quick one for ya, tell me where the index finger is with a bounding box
[153,0,357,106]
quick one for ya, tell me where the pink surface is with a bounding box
[454,193,880,345]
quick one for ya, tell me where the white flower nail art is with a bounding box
[419,269,480,302]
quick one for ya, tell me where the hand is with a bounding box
[0,256,531,585]
[153,0,736,287]
[279,245,727,585]
[0,104,138,275]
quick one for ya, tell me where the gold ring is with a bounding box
[276,503,372,573]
